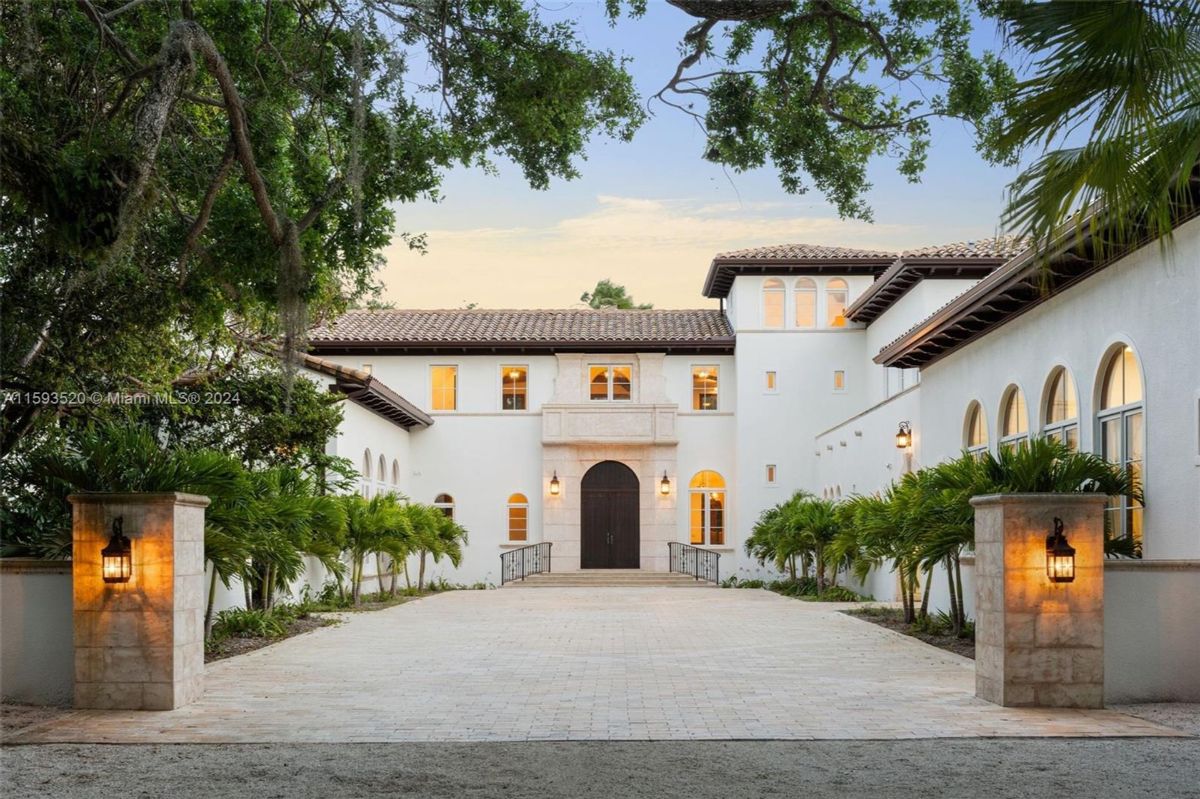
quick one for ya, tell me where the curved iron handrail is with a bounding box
[500,542,552,585]
[667,541,720,584]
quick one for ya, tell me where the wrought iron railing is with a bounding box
[500,542,552,585]
[667,541,720,584]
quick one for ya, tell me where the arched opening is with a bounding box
[434,493,455,520]
[361,449,373,498]
[689,470,726,546]
[1097,344,1145,548]
[1042,367,1079,449]
[580,461,640,569]
[999,385,1029,451]
[507,493,528,542]
[964,401,988,455]
[794,278,816,328]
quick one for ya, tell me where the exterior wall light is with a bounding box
[895,421,912,449]
[549,471,560,496]
[101,516,133,584]
[1046,517,1076,583]
[660,472,671,495]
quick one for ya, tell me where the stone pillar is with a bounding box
[971,493,1106,708]
[69,492,209,710]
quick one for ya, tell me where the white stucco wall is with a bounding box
[0,563,73,706]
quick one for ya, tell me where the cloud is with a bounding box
[378,195,929,309]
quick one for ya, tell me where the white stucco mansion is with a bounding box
[305,214,1199,592]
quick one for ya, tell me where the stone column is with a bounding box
[971,493,1106,708]
[69,492,209,710]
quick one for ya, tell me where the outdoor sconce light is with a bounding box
[1046,517,1076,583]
[549,471,561,496]
[660,471,671,495]
[895,421,912,449]
[101,516,133,584]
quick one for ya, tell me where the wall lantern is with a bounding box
[101,516,133,584]
[549,471,561,496]
[895,421,912,449]
[660,471,671,495]
[1045,517,1076,583]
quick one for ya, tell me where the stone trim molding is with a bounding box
[1104,559,1200,572]
[68,491,211,508]
[0,558,71,574]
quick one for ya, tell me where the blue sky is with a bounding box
[379,2,1021,309]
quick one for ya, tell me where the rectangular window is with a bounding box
[589,365,633,401]
[795,290,816,328]
[765,371,777,393]
[833,370,846,392]
[508,504,528,542]
[690,490,726,545]
[692,365,719,411]
[766,464,777,484]
[431,365,457,411]
[501,365,527,411]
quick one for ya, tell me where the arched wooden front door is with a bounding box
[580,461,640,569]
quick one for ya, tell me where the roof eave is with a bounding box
[309,338,738,356]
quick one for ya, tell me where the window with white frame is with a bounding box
[501,365,528,411]
[833,370,846,392]
[434,493,455,520]
[1097,344,1144,549]
[964,401,988,455]
[765,464,777,484]
[826,278,848,328]
[376,454,388,496]
[692,365,719,410]
[762,278,785,328]
[1043,367,1079,450]
[794,278,816,328]
[507,493,528,541]
[391,459,400,487]
[765,370,778,393]
[360,450,373,498]
[589,364,632,401]
[689,470,726,545]
[999,386,1029,451]
[431,365,457,411]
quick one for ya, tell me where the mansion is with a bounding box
[294,215,1200,701]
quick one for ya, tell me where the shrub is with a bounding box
[721,576,766,589]
[211,608,287,640]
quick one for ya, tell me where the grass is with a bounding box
[721,576,870,602]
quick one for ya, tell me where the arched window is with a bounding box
[1098,344,1144,547]
[1042,367,1079,450]
[964,402,988,455]
[762,278,785,328]
[434,493,455,520]
[377,454,388,495]
[794,278,816,328]
[826,278,848,328]
[361,450,373,498]
[689,471,726,546]
[507,493,528,542]
[391,459,401,486]
[999,386,1029,451]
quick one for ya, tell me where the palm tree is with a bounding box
[340,493,406,603]
[996,2,1200,254]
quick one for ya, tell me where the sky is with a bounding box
[378,2,1022,311]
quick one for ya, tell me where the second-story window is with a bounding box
[501,365,527,410]
[692,365,719,410]
[589,365,632,401]
[431,365,457,411]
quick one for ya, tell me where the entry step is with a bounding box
[504,571,717,588]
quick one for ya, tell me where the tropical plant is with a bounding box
[340,492,407,604]
[994,1,1200,254]
[744,491,844,594]
[405,503,469,592]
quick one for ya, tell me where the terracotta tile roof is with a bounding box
[309,309,735,353]
[298,352,432,428]
[714,243,897,261]
[900,236,1030,260]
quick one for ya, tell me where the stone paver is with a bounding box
[10,588,1183,743]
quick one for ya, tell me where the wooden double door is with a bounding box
[580,461,640,569]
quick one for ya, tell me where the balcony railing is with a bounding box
[500,542,552,585]
[667,541,720,584]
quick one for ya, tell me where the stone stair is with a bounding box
[504,570,717,588]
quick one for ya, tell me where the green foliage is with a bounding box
[991,1,1200,253]
[210,608,288,640]
[580,279,652,309]
[720,576,766,589]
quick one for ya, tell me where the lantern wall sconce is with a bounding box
[549,471,561,496]
[895,421,913,449]
[1046,516,1076,583]
[101,516,133,584]
[660,471,671,495]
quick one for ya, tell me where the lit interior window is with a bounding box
[501,365,528,411]
[692,365,719,410]
[431,365,457,411]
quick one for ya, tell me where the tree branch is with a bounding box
[178,140,236,283]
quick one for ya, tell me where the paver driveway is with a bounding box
[12,588,1180,743]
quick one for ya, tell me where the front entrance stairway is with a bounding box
[504,569,716,588]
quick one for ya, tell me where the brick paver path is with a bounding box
[13,588,1180,742]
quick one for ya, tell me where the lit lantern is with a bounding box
[660,471,671,495]
[895,421,912,449]
[1045,517,1076,583]
[101,516,132,584]
[549,471,561,496]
